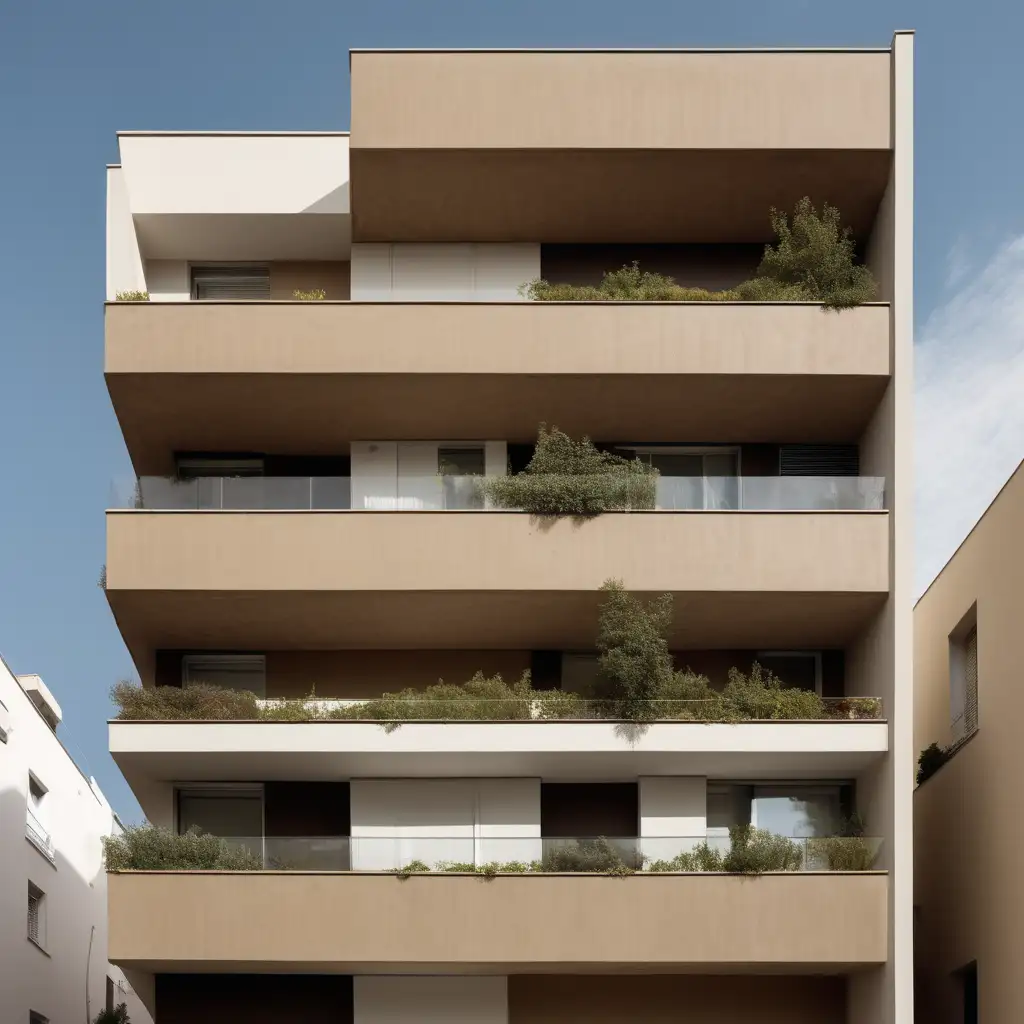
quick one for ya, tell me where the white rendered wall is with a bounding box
[118,133,349,215]
[350,778,540,869]
[354,976,508,1024]
[105,166,146,300]
[0,656,152,1024]
[639,776,707,864]
[350,244,539,300]
[144,259,190,301]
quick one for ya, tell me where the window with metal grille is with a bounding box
[950,605,979,744]
[963,627,979,736]
[190,265,270,300]
[27,883,45,947]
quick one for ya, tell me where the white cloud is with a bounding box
[915,235,1024,596]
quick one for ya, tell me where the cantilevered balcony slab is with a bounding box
[105,299,890,475]
[108,870,888,974]
[105,509,889,667]
[111,718,888,806]
[349,50,893,242]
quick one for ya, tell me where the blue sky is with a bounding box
[2,0,1023,820]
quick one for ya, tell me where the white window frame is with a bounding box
[755,650,824,696]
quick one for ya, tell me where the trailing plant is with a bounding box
[522,199,875,311]
[114,290,149,301]
[93,1006,131,1024]
[394,860,431,879]
[595,580,674,720]
[293,288,326,300]
[477,425,658,517]
[102,825,262,871]
[646,826,803,874]
[917,741,952,785]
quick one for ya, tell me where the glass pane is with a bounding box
[704,453,739,510]
[752,786,841,837]
[706,784,752,832]
[178,792,262,837]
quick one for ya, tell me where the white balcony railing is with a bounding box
[26,807,54,861]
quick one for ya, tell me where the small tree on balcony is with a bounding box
[478,425,658,517]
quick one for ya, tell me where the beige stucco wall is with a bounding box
[268,261,350,300]
[350,51,891,151]
[106,511,890,595]
[108,872,888,971]
[104,300,891,376]
[914,460,1024,1022]
[507,975,846,1024]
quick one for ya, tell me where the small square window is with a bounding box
[27,882,46,949]
[30,1012,50,1024]
[28,773,47,806]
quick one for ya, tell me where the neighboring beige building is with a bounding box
[914,458,1024,1023]
[103,36,914,1024]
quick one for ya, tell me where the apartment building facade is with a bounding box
[914,458,1024,1023]
[103,37,914,1024]
[0,655,152,1024]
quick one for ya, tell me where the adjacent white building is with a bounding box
[0,653,151,1024]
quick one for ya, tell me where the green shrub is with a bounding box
[917,741,951,785]
[595,581,674,720]
[114,290,149,301]
[541,837,641,874]
[523,199,875,311]
[103,825,262,871]
[722,825,803,874]
[805,835,879,871]
[111,679,261,720]
[394,860,431,878]
[478,425,658,517]
[94,1006,131,1024]
[647,843,725,872]
[755,198,877,310]
[293,288,326,300]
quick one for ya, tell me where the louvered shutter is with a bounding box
[779,444,859,476]
[191,266,270,299]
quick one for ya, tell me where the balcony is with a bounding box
[104,300,891,474]
[108,869,888,973]
[111,716,888,804]
[349,50,893,243]
[105,495,889,661]
[25,807,54,861]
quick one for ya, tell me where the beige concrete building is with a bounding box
[914,458,1024,1023]
[103,36,914,1024]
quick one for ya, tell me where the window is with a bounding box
[177,786,263,839]
[182,654,266,696]
[191,264,270,300]
[25,774,53,859]
[438,446,486,510]
[707,783,845,838]
[27,883,46,948]
[949,604,979,744]
[622,447,740,510]
[955,961,978,1024]
[755,651,822,694]
[29,1013,49,1024]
